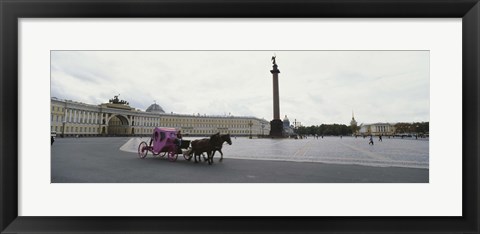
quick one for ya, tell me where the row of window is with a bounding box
[155,123,257,128]
[51,126,99,133]
[161,118,255,124]
[51,124,262,135]
[51,113,101,124]
[52,109,265,127]
[374,126,391,132]
[51,106,64,113]
[51,114,100,125]
[52,120,267,129]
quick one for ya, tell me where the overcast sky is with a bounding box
[51,51,429,126]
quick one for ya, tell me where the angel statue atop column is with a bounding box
[271,55,276,65]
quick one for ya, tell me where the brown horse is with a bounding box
[211,133,232,162]
[187,133,221,165]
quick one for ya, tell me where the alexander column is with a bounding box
[269,55,284,137]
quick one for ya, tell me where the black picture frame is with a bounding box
[1,0,479,233]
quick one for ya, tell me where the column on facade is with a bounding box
[63,108,67,123]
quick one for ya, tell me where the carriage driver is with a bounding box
[175,130,183,147]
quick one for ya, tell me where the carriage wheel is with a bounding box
[168,146,178,162]
[137,141,148,159]
[183,149,192,161]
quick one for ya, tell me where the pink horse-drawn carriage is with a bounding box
[137,127,191,161]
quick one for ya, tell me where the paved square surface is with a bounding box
[52,136,428,183]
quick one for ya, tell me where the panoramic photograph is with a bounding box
[50,50,429,183]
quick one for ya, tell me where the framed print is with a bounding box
[1,0,479,233]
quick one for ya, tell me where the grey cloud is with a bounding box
[51,51,429,126]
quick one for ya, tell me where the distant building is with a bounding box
[350,111,358,135]
[50,96,270,137]
[282,115,295,136]
[359,123,395,136]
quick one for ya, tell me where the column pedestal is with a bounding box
[269,119,284,138]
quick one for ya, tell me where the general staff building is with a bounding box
[51,96,270,137]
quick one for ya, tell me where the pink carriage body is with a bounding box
[138,127,191,161]
[151,127,178,154]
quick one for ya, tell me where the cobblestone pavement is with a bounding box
[122,136,429,169]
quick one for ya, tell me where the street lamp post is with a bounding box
[62,101,68,137]
[62,120,66,138]
[415,124,419,139]
[261,123,265,137]
[248,120,253,139]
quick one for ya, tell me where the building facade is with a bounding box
[51,96,270,137]
[359,123,396,136]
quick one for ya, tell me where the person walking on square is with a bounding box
[379,135,382,142]
[369,135,374,145]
